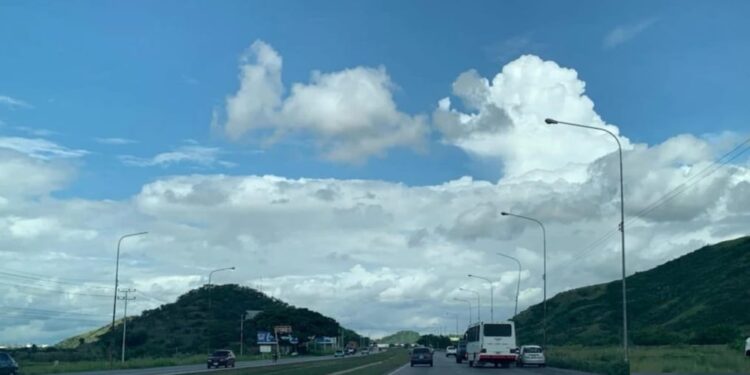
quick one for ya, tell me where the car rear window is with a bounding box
[0,353,11,363]
[525,347,543,353]
[484,324,513,337]
[447,346,455,350]
[212,351,230,356]
[412,348,430,354]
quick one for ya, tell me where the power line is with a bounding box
[0,280,112,298]
[0,267,110,284]
[550,136,750,272]
[0,270,112,290]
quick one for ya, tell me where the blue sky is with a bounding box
[3,1,750,344]
[1,0,749,199]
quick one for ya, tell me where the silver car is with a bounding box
[517,345,545,367]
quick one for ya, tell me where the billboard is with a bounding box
[259,345,272,353]
[257,331,276,344]
[315,336,337,345]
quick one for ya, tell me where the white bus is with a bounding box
[465,321,518,368]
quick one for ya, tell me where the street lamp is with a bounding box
[467,274,495,322]
[459,288,481,322]
[545,117,629,363]
[453,298,473,327]
[110,231,147,366]
[496,253,522,318]
[207,266,235,352]
[501,211,547,347]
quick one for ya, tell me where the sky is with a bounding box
[1,0,749,345]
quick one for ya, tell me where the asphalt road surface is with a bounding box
[56,354,358,375]
[389,351,596,375]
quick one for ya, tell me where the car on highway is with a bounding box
[360,349,370,355]
[745,337,749,356]
[207,349,236,369]
[0,353,19,375]
[410,347,433,367]
[517,345,546,367]
[346,347,356,355]
[456,339,467,364]
[445,345,457,357]
[334,349,345,357]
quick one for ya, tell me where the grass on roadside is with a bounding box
[18,353,270,375]
[548,345,750,374]
[219,349,408,375]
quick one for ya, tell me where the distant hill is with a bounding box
[57,321,115,349]
[62,284,363,357]
[377,330,420,345]
[514,236,750,346]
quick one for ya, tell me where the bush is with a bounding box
[633,329,683,346]
[688,325,739,345]
[549,357,630,375]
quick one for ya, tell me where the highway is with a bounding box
[55,354,356,375]
[389,351,596,375]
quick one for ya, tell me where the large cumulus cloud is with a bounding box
[212,40,429,163]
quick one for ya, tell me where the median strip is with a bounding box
[326,361,383,375]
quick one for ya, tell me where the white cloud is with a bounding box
[94,137,137,145]
[604,18,658,49]
[213,40,429,163]
[14,126,57,137]
[0,137,88,160]
[0,150,74,197]
[1,54,749,347]
[119,145,235,168]
[0,95,32,109]
[435,55,630,182]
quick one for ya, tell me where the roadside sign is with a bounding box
[275,325,292,334]
[257,331,276,344]
[260,345,272,353]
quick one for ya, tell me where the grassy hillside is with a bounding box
[56,321,115,349]
[377,330,420,345]
[67,284,363,357]
[514,236,750,346]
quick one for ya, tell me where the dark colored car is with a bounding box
[207,349,236,368]
[410,347,433,367]
[455,339,467,364]
[0,353,19,375]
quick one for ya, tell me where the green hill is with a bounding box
[57,321,118,349]
[514,236,750,346]
[66,284,363,357]
[377,330,420,345]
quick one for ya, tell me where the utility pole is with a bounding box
[118,288,136,363]
[240,313,245,356]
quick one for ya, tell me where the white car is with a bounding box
[745,337,749,357]
[445,346,457,357]
[517,345,546,367]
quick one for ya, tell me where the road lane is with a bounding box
[390,351,597,375]
[55,353,367,375]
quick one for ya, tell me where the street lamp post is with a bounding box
[207,266,235,352]
[110,231,147,366]
[459,288,481,322]
[496,253,522,318]
[545,117,629,363]
[468,274,495,322]
[453,298,473,326]
[501,211,546,347]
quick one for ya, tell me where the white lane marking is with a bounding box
[385,362,410,375]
